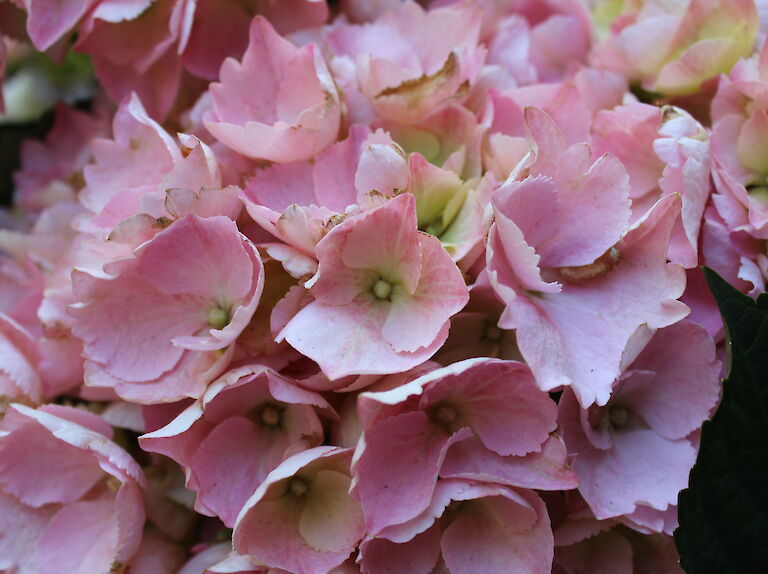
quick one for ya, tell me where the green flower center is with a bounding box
[208,307,230,329]
[372,279,393,301]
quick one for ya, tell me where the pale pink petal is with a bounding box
[244,162,316,212]
[234,447,360,573]
[298,470,364,552]
[71,268,204,382]
[82,93,180,220]
[487,203,561,295]
[591,103,664,200]
[314,124,370,212]
[37,490,135,574]
[138,215,253,301]
[615,321,720,440]
[0,315,43,404]
[283,296,448,380]
[494,159,630,269]
[205,17,340,163]
[442,488,553,574]
[382,233,468,352]
[0,409,103,507]
[573,428,696,519]
[0,490,56,573]
[498,195,688,407]
[333,194,421,291]
[736,108,768,174]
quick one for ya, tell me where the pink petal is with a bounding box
[441,435,578,491]
[360,527,442,574]
[495,159,631,269]
[192,416,278,527]
[574,428,696,519]
[0,409,103,507]
[0,315,42,404]
[37,488,140,574]
[206,17,340,163]
[353,410,457,534]
[243,162,316,212]
[500,195,688,406]
[234,447,359,573]
[0,490,55,573]
[615,320,720,440]
[314,124,370,212]
[82,93,180,219]
[25,0,99,50]
[138,215,253,302]
[282,298,446,380]
[592,103,664,200]
[127,531,185,574]
[332,194,422,293]
[421,359,556,456]
[441,488,553,574]
[382,233,468,352]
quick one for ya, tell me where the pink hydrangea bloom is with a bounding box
[710,41,768,241]
[80,94,183,228]
[352,358,574,535]
[551,491,684,574]
[486,108,688,406]
[233,447,365,574]
[590,0,758,96]
[325,1,485,123]
[1,0,756,569]
[205,16,341,163]
[140,365,329,527]
[279,193,469,379]
[360,478,554,574]
[558,320,721,526]
[70,215,264,403]
[592,102,712,268]
[0,404,145,574]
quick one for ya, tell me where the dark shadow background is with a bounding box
[0,112,55,207]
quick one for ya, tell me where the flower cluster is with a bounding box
[0,0,764,572]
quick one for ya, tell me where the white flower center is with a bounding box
[288,477,308,497]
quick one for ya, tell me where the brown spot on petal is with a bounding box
[375,52,458,101]
[66,171,86,190]
[324,213,347,231]
[559,247,621,283]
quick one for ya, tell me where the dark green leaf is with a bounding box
[675,268,768,573]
